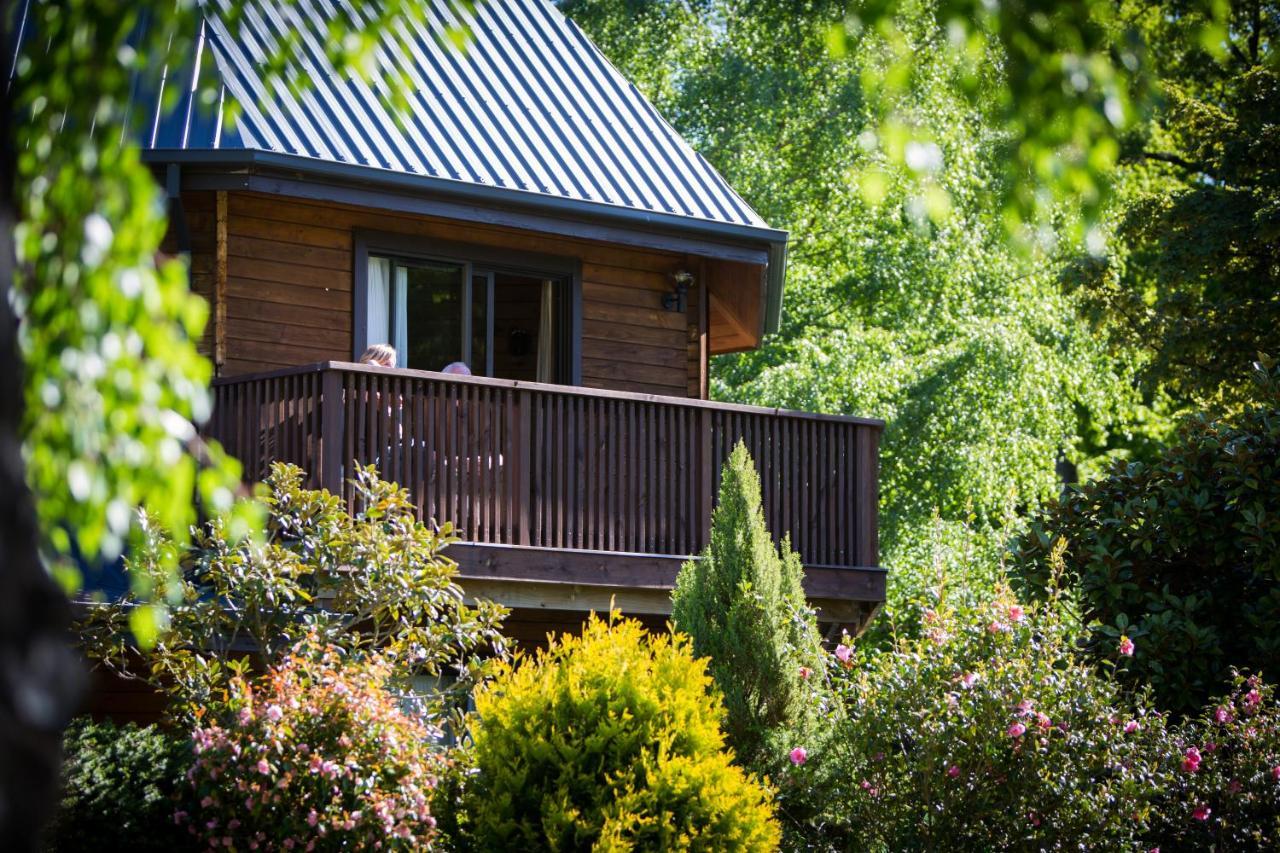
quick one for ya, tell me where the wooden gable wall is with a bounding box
[183,191,711,399]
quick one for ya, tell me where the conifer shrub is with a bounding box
[458,613,780,851]
[181,634,447,850]
[672,441,827,772]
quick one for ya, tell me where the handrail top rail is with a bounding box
[211,361,886,429]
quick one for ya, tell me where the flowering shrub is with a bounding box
[78,463,507,725]
[1146,674,1280,849]
[181,636,446,850]
[459,613,780,851]
[798,586,1174,850]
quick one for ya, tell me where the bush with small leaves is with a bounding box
[800,586,1173,851]
[1146,673,1280,849]
[459,613,780,851]
[181,635,446,850]
[1012,364,1280,714]
[44,717,189,852]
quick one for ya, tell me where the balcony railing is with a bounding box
[207,362,881,570]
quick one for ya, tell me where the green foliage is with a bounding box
[10,0,254,599]
[1013,364,1280,714]
[1065,0,1279,410]
[8,0,475,614]
[570,1,1153,622]
[183,635,447,850]
[77,463,507,724]
[1147,673,1280,848]
[45,717,189,852]
[672,442,827,773]
[807,586,1173,850]
[459,613,781,852]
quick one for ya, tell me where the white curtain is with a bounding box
[537,279,554,383]
[393,264,409,362]
[367,257,391,348]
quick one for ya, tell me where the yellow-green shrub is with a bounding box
[459,614,780,851]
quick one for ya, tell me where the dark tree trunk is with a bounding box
[0,0,86,847]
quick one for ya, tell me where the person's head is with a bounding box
[359,343,397,368]
[441,361,472,376]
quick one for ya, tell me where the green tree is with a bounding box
[672,442,826,771]
[1065,0,1279,410]
[570,0,1153,624]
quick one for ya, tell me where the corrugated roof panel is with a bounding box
[141,0,770,229]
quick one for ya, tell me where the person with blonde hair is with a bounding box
[359,343,396,367]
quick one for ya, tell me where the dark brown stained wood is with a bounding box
[229,214,352,251]
[583,300,689,331]
[227,277,350,311]
[230,233,353,271]
[227,298,353,333]
[215,191,228,369]
[227,255,351,291]
[210,191,707,393]
[450,543,885,603]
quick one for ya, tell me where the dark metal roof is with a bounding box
[10,0,787,332]
[155,0,772,228]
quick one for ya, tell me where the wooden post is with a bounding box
[213,191,228,372]
[513,388,532,546]
[320,368,345,497]
[856,426,880,568]
[698,407,713,551]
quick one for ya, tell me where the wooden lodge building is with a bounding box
[114,0,883,689]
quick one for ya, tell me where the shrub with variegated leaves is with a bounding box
[180,635,445,850]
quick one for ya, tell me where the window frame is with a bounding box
[353,230,582,385]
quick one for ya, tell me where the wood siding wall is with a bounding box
[203,192,706,398]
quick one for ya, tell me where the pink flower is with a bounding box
[172,810,188,825]
[1008,722,1027,738]
[266,704,283,722]
[1271,765,1280,781]
[1244,689,1262,711]
[946,765,960,778]
[1191,805,1211,821]
[1119,636,1135,657]
[798,666,812,680]
[1227,779,1242,794]
[1008,604,1025,623]
[959,672,980,689]
[1035,712,1052,731]
[201,796,214,808]
[307,810,318,827]
[789,746,807,766]
[1015,699,1034,716]
[256,759,271,775]
[1028,811,1041,827]
[1214,705,1233,725]
[834,644,852,664]
[859,779,878,796]
[1124,720,1140,734]
[987,621,1007,634]
[1182,747,1202,773]
[283,840,295,851]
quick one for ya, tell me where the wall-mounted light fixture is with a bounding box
[663,270,694,313]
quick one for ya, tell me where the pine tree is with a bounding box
[672,441,825,769]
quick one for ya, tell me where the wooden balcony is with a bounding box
[207,362,884,632]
